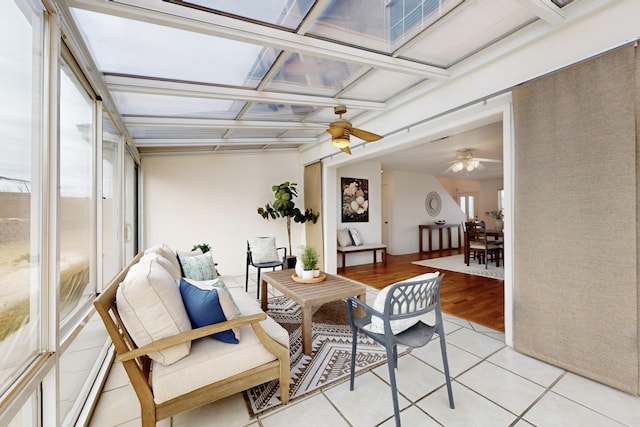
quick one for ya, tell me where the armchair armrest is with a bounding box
[346,297,384,329]
[346,296,381,317]
[117,313,267,362]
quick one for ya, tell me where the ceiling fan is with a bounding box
[445,149,501,173]
[327,105,383,154]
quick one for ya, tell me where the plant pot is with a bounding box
[301,270,314,280]
[313,268,320,278]
[494,219,504,231]
[294,257,304,277]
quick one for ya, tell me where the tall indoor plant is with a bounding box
[257,181,320,259]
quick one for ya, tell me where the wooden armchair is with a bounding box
[94,253,290,426]
[464,220,503,268]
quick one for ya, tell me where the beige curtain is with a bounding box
[512,44,639,395]
[304,162,324,269]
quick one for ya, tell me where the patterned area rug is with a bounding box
[412,254,504,280]
[244,296,407,416]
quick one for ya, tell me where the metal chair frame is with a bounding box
[347,274,454,426]
[245,239,287,299]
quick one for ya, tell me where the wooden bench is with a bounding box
[338,243,387,269]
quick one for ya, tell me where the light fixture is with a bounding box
[330,127,351,154]
[451,150,481,173]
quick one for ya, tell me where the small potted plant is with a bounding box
[191,243,211,253]
[299,245,319,280]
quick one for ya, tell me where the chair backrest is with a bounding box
[383,274,444,323]
[247,237,286,265]
[465,220,487,242]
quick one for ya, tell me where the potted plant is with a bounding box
[257,181,320,267]
[299,245,319,279]
[490,209,504,231]
[191,243,211,253]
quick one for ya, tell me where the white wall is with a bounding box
[142,152,307,276]
[438,176,504,224]
[336,161,382,267]
[383,170,466,254]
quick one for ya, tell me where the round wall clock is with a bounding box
[425,191,442,217]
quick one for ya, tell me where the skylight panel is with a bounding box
[398,0,536,67]
[341,70,425,102]
[70,8,278,87]
[242,103,316,121]
[111,92,242,119]
[307,0,461,54]
[171,0,314,29]
[266,52,370,96]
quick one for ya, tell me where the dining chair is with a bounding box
[346,273,454,427]
[245,237,287,299]
[465,220,502,268]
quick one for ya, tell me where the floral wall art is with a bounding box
[341,177,369,222]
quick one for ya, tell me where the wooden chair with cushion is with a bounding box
[94,252,290,426]
[465,220,503,268]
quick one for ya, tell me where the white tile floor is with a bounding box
[89,279,640,427]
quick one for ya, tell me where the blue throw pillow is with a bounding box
[178,278,239,344]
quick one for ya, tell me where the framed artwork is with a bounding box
[341,177,369,222]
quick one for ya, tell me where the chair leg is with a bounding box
[256,268,261,300]
[438,326,455,409]
[349,328,358,391]
[392,344,398,369]
[245,263,250,292]
[385,344,402,427]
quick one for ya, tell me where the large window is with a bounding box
[59,54,95,327]
[0,0,44,399]
[102,113,121,286]
[458,193,476,221]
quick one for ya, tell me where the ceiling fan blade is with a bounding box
[475,157,502,163]
[351,127,383,142]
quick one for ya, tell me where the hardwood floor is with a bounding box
[338,249,505,332]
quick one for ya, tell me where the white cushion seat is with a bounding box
[150,287,289,404]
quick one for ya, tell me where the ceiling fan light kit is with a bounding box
[327,105,383,154]
[447,149,500,173]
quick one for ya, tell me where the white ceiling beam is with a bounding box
[134,138,317,146]
[66,0,450,79]
[104,75,387,110]
[123,116,327,129]
[514,0,566,25]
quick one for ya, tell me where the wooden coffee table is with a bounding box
[261,269,366,355]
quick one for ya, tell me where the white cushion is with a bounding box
[249,237,281,264]
[140,252,181,280]
[116,257,192,366]
[151,287,289,404]
[364,272,440,335]
[144,243,181,276]
[337,229,352,247]
[348,228,363,246]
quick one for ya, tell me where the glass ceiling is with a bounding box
[65,0,578,154]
